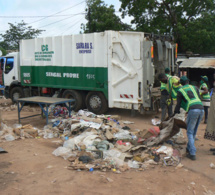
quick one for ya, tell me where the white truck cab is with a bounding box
[3,52,21,99]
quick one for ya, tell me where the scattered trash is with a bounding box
[175,163,184,169]
[128,160,140,169]
[156,146,173,157]
[122,126,130,130]
[151,118,161,126]
[0,147,8,153]
[0,106,188,173]
[78,156,93,164]
[106,177,113,182]
[52,147,76,160]
[210,163,215,169]
[123,121,134,124]
[4,134,15,141]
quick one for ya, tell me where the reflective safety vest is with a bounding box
[160,74,171,92]
[179,85,203,111]
[168,76,181,100]
[200,83,210,100]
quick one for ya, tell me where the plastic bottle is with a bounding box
[52,120,60,127]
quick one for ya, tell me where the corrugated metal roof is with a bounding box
[179,58,215,69]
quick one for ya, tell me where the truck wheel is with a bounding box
[10,87,24,103]
[62,90,83,112]
[86,92,108,114]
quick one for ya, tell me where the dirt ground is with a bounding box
[0,98,215,195]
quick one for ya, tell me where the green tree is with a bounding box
[119,0,215,53]
[82,0,132,33]
[0,21,44,50]
[0,47,7,56]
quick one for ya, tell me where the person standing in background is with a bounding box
[199,76,210,124]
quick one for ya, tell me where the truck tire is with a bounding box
[86,92,108,114]
[10,87,24,103]
[62,90,83,112]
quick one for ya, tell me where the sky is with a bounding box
[0,0,132,38]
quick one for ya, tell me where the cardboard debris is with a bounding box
[105,129,114,140]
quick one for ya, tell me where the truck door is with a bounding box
[4,57,15,86]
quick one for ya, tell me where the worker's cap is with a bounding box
[201,76,208,82]
[165,67,170,73]
[180,76,189,84]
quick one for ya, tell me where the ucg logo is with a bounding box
[41,45,48,51]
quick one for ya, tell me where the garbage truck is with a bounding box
[2,31,176,114]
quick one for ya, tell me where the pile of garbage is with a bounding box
[0,109,187,172]
[0,123,42,141]
[49,110,186,172]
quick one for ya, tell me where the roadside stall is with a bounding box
[179,58,215,88]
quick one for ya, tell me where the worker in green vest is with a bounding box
[158,72,184,138]
[158,72,181,111]
[160,68,172,121]
[199,76,210,124]
[174,76,204,160]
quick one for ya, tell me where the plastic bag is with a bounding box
[103,149,122,159]
[127,160,140,169]
[43,130,54,139]
[82,135,101,148]
[77,110,96,117]
[4,134,15,141]
[13,124,22,129]
[114,130,132,139]
[63,139,76,150]
[52,147,75,160]
[156,146,173,157]
[1,122,13,133]
[112,157,125,167]
[151,118,161,126]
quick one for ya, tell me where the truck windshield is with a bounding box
[5,57,14,74]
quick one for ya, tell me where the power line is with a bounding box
[38,12,85,29]
[0,11,120,19]
[29,1,85,24]
[41,15,83,37]
[0,13,86,18]
[70,18,86,34]
[61,17,85,35]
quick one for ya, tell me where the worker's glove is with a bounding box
[166,98,172,106]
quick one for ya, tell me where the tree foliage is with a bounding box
[0,47,7,56]
[0,21,44,50]
[82,0,132,33]
[119,0,215,53]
